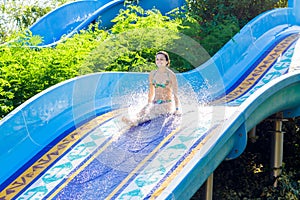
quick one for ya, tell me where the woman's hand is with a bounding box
[174,107,182,116]
[137,103,152,118]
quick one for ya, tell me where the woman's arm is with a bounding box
[148,71,155,104]
[136,72,155,118]
[171,72,180,111]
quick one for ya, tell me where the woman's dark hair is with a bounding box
[156,51,170,66]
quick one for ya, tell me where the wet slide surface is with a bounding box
[1,108,219,199]
[1,32,299,199]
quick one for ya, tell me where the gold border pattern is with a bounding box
[0,111,117,200]
[212,34,299,105]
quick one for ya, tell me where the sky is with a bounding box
[1,0,69,31]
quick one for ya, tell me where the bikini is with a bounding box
[153,99,172,104]
[152,71,172,104]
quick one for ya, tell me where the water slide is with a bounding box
[1,0,300,199]
[27,0,185,47]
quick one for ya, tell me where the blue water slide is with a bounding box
[29,0,185,47]
[191,6,300,101]
[1,0,300,199]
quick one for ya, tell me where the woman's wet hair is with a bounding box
[156,51,170,66]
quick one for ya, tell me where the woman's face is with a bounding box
[155,54,168,68]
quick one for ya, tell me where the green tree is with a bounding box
[82,6,200,73]
[185,0,288,55]
[0,25,107,118]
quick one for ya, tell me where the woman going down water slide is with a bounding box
[122,51,181,126]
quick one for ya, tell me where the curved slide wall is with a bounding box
[188,6,300,101]
[1,0,300,199]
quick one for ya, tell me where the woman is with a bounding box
[122,51,181,126]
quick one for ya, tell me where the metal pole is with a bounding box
[249,126,257,143]
[271,112,284,187]
[204,173,213,200]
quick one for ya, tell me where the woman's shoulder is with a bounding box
[167,68,176,77]
[149,70,156,79]
[149,70,157,76]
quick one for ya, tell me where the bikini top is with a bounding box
[152,71,170,88]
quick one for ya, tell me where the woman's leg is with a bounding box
[122,102,174,126]
[122,104,152,126]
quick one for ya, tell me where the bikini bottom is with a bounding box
[153,99,172,104]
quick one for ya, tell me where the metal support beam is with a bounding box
[249,126,257,143]
[204,173,213,200]
[271,112,284,187]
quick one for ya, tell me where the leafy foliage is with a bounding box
[186,0,287,27]
[83,6,180,72]
[0,25,107,118]
[185,0,287,55]
[81,5,207,73]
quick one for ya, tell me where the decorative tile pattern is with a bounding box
[228,41,296,105]
[0,111,119,200]
[213,33,299,105]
